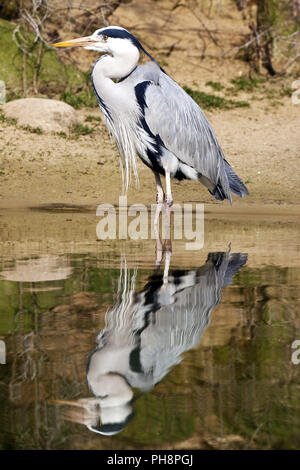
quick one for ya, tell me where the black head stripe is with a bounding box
[98,28,142,49]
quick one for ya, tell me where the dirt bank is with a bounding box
[0,0,299,211]
[0,94,299,210]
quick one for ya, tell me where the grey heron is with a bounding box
[54,26,249,210]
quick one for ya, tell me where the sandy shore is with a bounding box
[0,94,299,211]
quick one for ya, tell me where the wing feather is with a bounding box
[139,66,230,194]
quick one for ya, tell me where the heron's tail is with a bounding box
[224,159,249,199]
[208,160,249,203]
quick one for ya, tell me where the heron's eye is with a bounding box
[103,35,108,41]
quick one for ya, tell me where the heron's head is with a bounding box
[53,26,145,57]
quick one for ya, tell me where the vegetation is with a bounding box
[0,112,44,133]
[236,0,300,75]
[85,115,101,122]
[205,81,225,91]
[21,125,43,134]
[230,75,266,92]
[1,1,298,107]
[0,113,17,126]
[183,86,250,110]
[0,18,83,98]
[70,123,95,136]
[0,0,19,20]
[1,109,97,137]
[60,90,97,110]
[0,1,123,99]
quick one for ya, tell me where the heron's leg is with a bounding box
[154,172,164,227]
[154,227,163,269]
[154,227,172,284]
[163,249,172,286]
[164,200,172,246]
[155,172,164,204]
[164,170,173,207]
[163,170,173,247]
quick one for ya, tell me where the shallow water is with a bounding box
[0,207,299,450]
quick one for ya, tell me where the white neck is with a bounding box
[92,42,140,81]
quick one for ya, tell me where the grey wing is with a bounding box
[139,251,247,383]
[142,69,231,197]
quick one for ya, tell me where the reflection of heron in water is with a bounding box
[59,248,247,435]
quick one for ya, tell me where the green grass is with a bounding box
[205,81,224,91]
[71,123,94,136]
[183,86,250,110]
[227,75,294,104]
[0,113,43,132]
[85,115,101,122]
[60,90,97,109]
[57,131,67,138]
[57,121,97,139]
[1,111,94,137]
[279,86,293,97]
[6,91,22,102]
[0,18,84,97]
[0,113,17,125]
[230,75,266,92]
[21,125,43,134]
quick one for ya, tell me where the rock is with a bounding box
[2,98,77,133]
[0,256,72,282]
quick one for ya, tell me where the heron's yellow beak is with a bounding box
[53,36,96,48]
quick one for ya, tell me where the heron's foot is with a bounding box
[165,194,173,207]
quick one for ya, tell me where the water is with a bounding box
[0,207,299,450]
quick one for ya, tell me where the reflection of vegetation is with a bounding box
[219,318,300,449]
[122,392,195,445]
[0,280,64,335]
[213,345,230,365]
[234,265,290,287]
[0,259,125,335]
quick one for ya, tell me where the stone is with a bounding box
[2,98,77,132]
